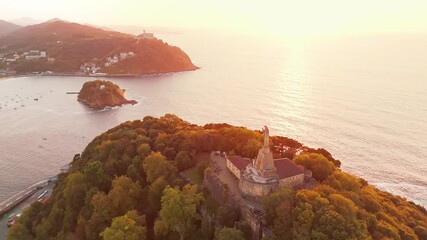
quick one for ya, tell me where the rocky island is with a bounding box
[77,80,137,110]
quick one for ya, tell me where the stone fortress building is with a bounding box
[226,126,311,200]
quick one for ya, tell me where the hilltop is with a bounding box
[0,18,129,48]
[0,20,22,37]
[0,19,197,75]
[7,114,427,240]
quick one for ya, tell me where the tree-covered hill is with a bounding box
[0,20,197,75]
[263,153,427,240]
[7,114,427,240]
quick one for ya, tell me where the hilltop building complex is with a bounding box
[226,126,311,200]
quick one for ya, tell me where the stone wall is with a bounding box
[239,177,278,200]
[278,173,304,188]
[242,206,263,240]
[203,170,240,208]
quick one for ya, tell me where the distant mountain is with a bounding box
[46,18,67,23]
[9,17,42,26]
[0,20,22,37]
[0,19,197,75]
[0,18,130,48]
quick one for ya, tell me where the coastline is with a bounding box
[0,67,199,201]
[0,67,200,82]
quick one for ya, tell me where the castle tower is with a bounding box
[254,126,277,178]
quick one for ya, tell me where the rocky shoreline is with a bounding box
[77,97,137,111]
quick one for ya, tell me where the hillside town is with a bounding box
[0,30,156,78]
[78,51,135,75]
[0,50,53,77]
[0,50,52,63]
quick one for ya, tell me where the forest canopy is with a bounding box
[7,114,427,240]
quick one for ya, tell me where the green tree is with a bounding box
[143,152,177,183]
[147,176,169,216]
[214,227,245,240]
[83,161,110,191]
[291,191,320,240]
[64,172,88,211]
[414,226,427,240]
[107,176,142,216]
[137,143,151,159]
[7,222,34,240]
[154,133,168,152]
[272,202,294,239]
[100,214,146,240]
[328,193,357,217]
[314,209,369,240]
[293,153,336,182]
[262,187,295,225]
[163,146,177,160]
[375,220,400,239]
[158,114,186,131]
[243,138,262,159]
[85,192,113,240]
[34,218,51,240]
[324,171,361,193]
[188,129,215,152]
[60,172,88,232]
[126,164,139,182]
[155,184,204,240]
[175,151,192,171]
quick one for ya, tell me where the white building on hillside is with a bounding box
[135,30,154,40]
[25,50,47,60]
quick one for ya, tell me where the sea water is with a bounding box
[0,31,426,207]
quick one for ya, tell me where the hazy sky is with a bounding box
[2,0,427,36]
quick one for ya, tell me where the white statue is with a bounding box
[263,125,269,147]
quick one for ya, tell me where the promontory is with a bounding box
[0,19,198,76]
[6,114,427,240]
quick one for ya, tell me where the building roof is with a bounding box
[228,155,251,170]
[274,158,304,179]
